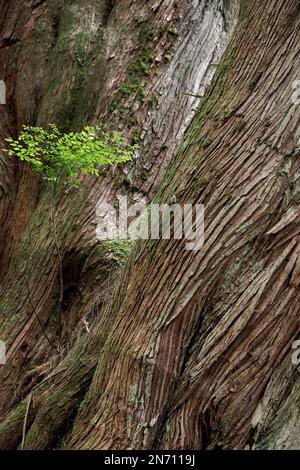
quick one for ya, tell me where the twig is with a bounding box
[31,366,67,392]
[183,91,203,98]
[25,223,57,350]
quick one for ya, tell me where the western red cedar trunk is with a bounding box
[1,0,300,451]
[66,0,300,449]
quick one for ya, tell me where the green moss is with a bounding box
[154,49,234,198]
[199,101,213,120]
[141,26,157,42]
[112,199,120,210]
[55,6,76,54]
[193,179,209,195]
[0,297,11,315]
[0,400,29,437]
[148,94,158,106]
[224,245,251,283]
[141,170,149,181]
[73,34,91,85]
[37,3,100,130]
[119,77,142,96]
[111,21,167,112]
[138,86,146,100]
[131,132,141,145]
[46,309,61,333]
[132,50,154,75]
[116,74,146,105]
[206,52,235,111]
[127,114,139,127]
[217,55,234,78]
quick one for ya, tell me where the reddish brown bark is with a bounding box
[64,0,300,449]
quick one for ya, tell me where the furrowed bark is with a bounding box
[61,0,300,449]
[0,0,237,449]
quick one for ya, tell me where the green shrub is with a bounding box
[3,124,136,185]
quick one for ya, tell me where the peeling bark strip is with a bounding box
[62,0,300,449]
[1,0,299,451]
[0,0,237,449]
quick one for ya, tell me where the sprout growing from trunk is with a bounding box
[3,124,137,185]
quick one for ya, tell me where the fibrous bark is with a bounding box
[66,0,300,449]
[1,0,299,451]
[0,0,239,449]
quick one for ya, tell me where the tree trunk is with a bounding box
[1,0,300,450]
